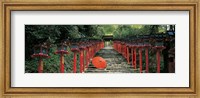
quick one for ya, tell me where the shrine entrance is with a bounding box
[102,35,113,47]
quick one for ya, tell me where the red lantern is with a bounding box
[54,40,69,73]
[31,43,50,73]
[152,34,166,73]
[70,41,80,73]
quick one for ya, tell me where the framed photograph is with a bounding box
[1,0,199,98]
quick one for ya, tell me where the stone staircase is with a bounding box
[85,46,144,73]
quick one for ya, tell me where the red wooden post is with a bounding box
[119,43,121,53]
[152,46,165,73]
[86,48,89,68]
[123,44,125,57]
[143,44,151,73]
[94,44,96,54]
[118,42,119,52]
[38,47,43,73]
[127,47,130,64]
[145,48,149,73]
[91,46,94,57]
[117,42,119,52]
[60,54,65,73]
[96,43,97,53]
[79,40,87,73]
[90,46,92,58]
[122,44,126,58]
[121,44,123,55]
[131,47,137,69]
[134,48,137,69]
[120,43,122,53]
[88,47,90,61]
[121,43,122,53]
[80,50,84,73]
[97,42,101,52]
[121,43,123,54]
[38,58,43,73]
[94,44,96,56]
[139,48,142,73]
[89,47,91,61]
[125,45,127,58]
[116,42,118,51]
[122,44,124,56]
[92,45,94,57]
[143,35,151,73]
[131,48,134,68]
[87,48,90,66]
[55,45,69,73]
[90,47,92,60]
[73,52,77,73]
[156,50,161,73]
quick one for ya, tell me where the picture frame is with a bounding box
[0,0,199,98]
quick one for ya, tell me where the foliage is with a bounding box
[25,25,170,73]
[25,25,103,73]
[113,25,167,39]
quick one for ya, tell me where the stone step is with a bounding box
[84,48,144,73]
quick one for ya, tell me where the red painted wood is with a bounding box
[145,48,149,73]
[119,44,121,53]
[83,50,85,72]
[125,45,126,57]
[80,50,84,73]
[73,52,77,73]
[86,48,89,68]
[117,43,118,52]
[139,49,142,73]
[127,47,130,64]
[60,54,64,73]
[38,58,43,73]
[131,48,134,68]
[122,44,124,56]
[123,45,125,57]
[156,51,161,73]
[92,47,94,57]
[134,48,137,69]
[124,45,126,58]
[117,43,119,52]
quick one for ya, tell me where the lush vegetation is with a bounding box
[25,25,107,73]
